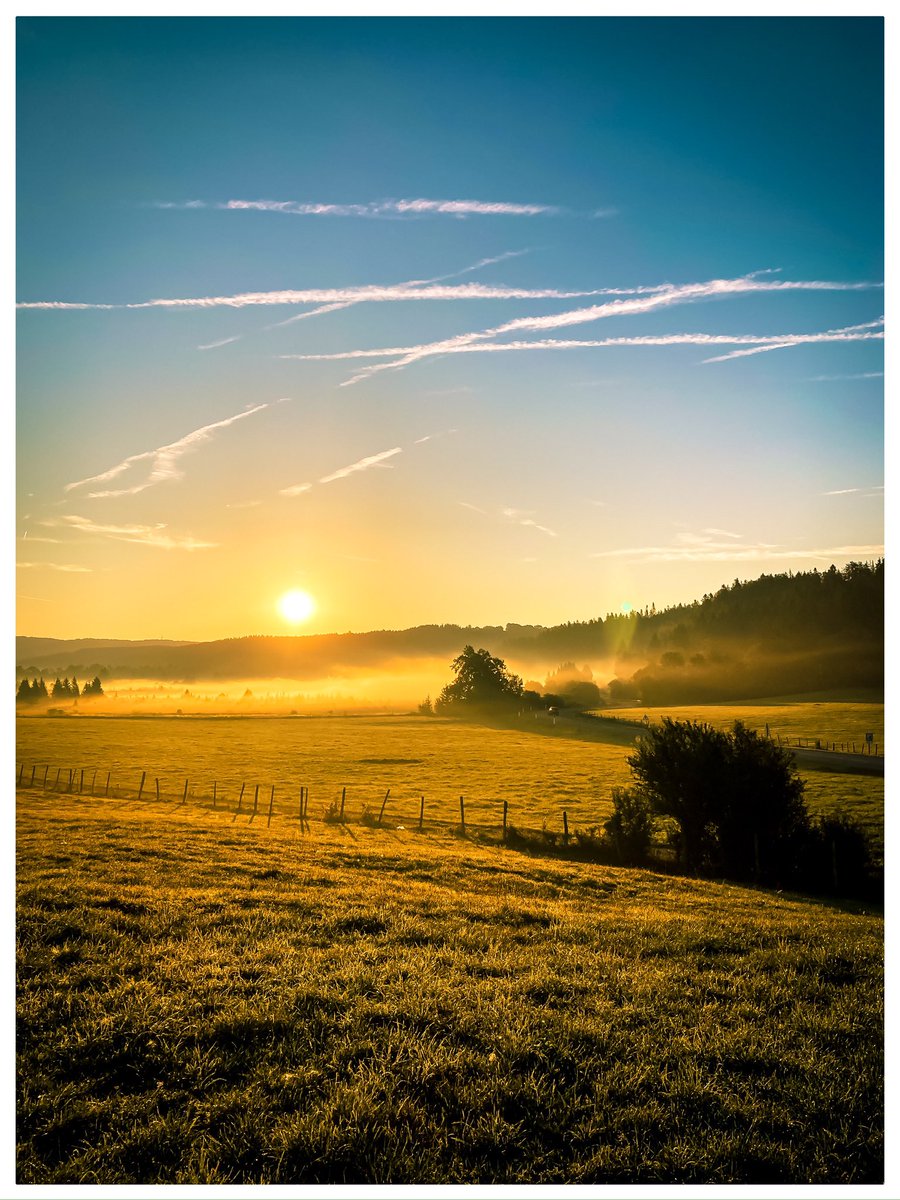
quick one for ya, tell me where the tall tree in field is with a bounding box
[436,646,523,713]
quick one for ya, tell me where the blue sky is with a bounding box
[16,17,884,640]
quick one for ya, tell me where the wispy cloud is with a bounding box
[49,515,218,550]
[266,250,533,332]
[280,429,455,497]
[18,273,880,324]
[17,561,93,572]
[461,502,557,536]
[326,276,884,386]
[590,530,884,564]
[197,335,242,351]
[702,320,884,362]
[807,371,884,382]
[283,322,885,367]
[822,486,883,497]
[319,447,403,484]
[18,281,616,312]
[278,448,401,496]
[502,507,558,537]
[64,402,275,498]
[155,197,562,218]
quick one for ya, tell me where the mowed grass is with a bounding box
[17,791,882,1185]
[16,711,884,854]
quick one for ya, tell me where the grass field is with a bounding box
[16,709,884,853]
[16,789,883,1185]
[606,702,884,750]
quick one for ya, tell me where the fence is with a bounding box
[14,759,584,845]
[586,713,883,758]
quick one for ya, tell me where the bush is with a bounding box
[628,718,809,882]
[799,813,880,900]
[603,787,655,864]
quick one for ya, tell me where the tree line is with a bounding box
[16,675,104,703]
[15,562,883,699]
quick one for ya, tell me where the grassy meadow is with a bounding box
[606,702,884,750]
[16,708,885,853]
[15,714,635,837]
[17,788,882,1185]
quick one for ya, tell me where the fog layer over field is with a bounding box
[19,655,623,715]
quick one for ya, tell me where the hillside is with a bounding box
[16,561,883,702]
[17,788,882,1184]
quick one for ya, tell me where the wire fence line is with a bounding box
[14,760,576,842]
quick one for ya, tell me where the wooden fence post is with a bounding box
[80,769,84,793]
[30,765,36,787]
[419,794,425,832]
[252,785,259,817]
[459,795,466,834]
[503,799,508,842]
[17,763,24,786]
[68,769,73,793]
[55,767,62,791]
[90,770,96,794]
[105,771,110,797]
[42,765,49,789]
[181,779,189,807]
[377,788,390,826]
[563,810,569,846]
[340,785,346,821]
[156,778,161,802]
[267,786,275,826]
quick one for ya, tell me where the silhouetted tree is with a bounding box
[435,646,523,713]
[558,679,602,710]
[628,720,727,871]
[16,678,33,703]
[714,722,808,882]
[82,676,104,697]
[628,718,812,880]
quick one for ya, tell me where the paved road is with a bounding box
[790,745,884,776]
[530,710,884,776]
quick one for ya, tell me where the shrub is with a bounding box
[799,813,880,900]
[603,787,655,864]
[628,718,810,882]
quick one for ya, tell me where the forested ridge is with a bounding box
[16,561,882,701]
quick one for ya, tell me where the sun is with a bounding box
[278,589,317,625]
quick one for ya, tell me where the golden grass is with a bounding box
[16,709,884,853]
[17,790,883,1184]
[606,702,884,748]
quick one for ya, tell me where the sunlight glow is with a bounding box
[278,589,316,624]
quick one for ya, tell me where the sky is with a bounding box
[15,16,885,641]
